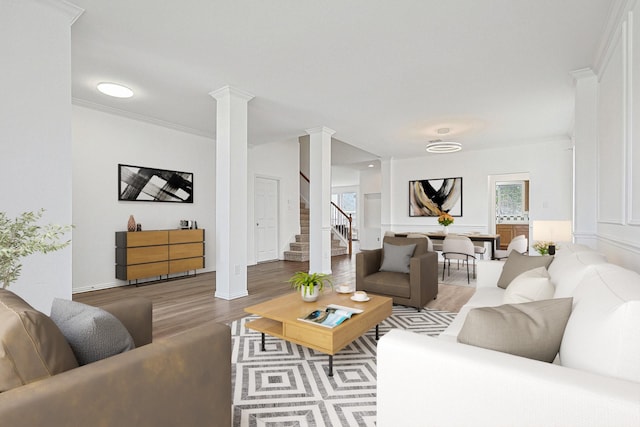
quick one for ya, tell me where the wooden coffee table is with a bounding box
[244,291,392,376]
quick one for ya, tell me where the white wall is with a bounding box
[386,140,573,235]
[247,138,300,264]
[331,166,359,187]
[0,0,82,312]
[72,105,216,292]
[589,0,640,272]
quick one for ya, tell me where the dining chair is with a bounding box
[442,235,476,283]
[494,234,528,259]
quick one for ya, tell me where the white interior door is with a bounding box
[362,193,382,249]
[255,177,279,262]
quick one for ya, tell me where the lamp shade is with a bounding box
[532,220,572,242]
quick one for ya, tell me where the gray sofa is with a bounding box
[0,290,231,427]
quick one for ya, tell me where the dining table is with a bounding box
[396,232,502,260]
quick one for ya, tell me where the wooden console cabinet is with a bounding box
[115,229,205,283]
[495,224,529,250]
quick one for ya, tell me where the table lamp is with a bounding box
[532,220,572,255]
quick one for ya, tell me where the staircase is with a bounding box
[283,203,348,262]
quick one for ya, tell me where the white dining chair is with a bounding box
[494,235,528,259]
[442,235,476,283]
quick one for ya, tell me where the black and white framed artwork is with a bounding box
[118,164,193,203]
[409,177,462,217]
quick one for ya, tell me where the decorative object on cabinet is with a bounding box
[532,221,572,256]
[115,229,204,284]
[127,215,136,232]
[118,164,193,203]
[409,177,462,217]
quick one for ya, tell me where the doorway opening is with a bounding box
[489,173,530,251]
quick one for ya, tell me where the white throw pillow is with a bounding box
[549,250,606,299]
[503,267,554,304]
[559,264,640,382]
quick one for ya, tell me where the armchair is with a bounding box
[356,236,438,310]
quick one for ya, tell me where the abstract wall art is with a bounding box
[409,177,462,217]
[118,164,193,203]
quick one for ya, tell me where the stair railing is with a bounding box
[300,171,352,255]
[331,202,353,255]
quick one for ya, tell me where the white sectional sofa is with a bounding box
[377,244,640,427]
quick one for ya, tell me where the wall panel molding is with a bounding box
[597,232,640,255]
[597,20,627,225]
[629,5,640,224]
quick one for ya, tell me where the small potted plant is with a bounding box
[533,241,557,255]
[288,271,333,302]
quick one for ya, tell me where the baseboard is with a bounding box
[73,281,122,294]
[72,267,216,294]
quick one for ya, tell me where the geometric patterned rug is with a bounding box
[230,306,456,426]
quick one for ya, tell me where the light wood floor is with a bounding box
[74,255,474,339]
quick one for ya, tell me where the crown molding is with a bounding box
[593,0,634,75]
[305,126,336,136]
[72,98,215,139]
[209,85,255,101]
[34,0,84,25]
[570,68,597,81]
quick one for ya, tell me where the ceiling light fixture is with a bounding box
[368,164,375,168]
[97,82,134,98]
[426,140,462,153]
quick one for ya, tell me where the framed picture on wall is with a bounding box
[409,177,462,217]
[118,164,193,203]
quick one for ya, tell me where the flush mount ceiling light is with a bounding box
[426,140,462,153]
[97,82,134,98]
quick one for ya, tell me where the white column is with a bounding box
[306,127,334,274]
[380,158,393,242]
[571,69,598,248]
[209,86,254,300]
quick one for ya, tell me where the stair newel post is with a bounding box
[348,213,353,256]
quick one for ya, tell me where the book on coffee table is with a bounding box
[298,304,363,328]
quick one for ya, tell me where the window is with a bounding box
[496,182,525,217]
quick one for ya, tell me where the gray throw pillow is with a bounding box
[457,298,573,362]
[379,242,416,273]
[497,251,554,289]
[50,299,135,365]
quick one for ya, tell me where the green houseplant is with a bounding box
[288,271,333,302]
[0,209,72,289]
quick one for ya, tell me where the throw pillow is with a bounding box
[559,264,640,382]
[497,251,554,289]
[0,289,78,392]
[502,267,555,304]
[457,298,573,362]
[379,242,416,274]
[50,299,135,365]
